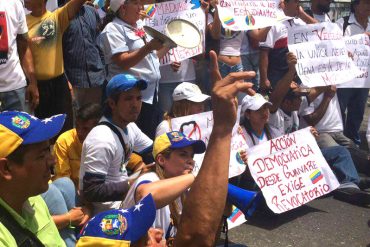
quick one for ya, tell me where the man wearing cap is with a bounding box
[79,73,153,215]
[0,111,66,246]
[99,0,167,139]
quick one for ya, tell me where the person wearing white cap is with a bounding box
[155,82,210,137]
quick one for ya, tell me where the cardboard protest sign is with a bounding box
[144,0,205,65]
[170,110,248,178]
[338,34,370,88]
[217,0,290,31]
[288,22,361,87]
[247,127,340,214]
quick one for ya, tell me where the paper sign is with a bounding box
[227,206,247,230]
[247,127,340,214]
[170,110,248,178]
[288,22,361,87]
[144,0,205,65]
[217,0,290,31]
[338,34,370,88]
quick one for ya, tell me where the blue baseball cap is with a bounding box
[76,194,156,246]
[106,74,148,98]
[153,131,206,159]
[0,111,66,158]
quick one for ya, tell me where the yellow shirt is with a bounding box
[0,196,66,247]
[54,128,82,189]
[26,3,71,80]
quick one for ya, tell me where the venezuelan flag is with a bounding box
[310,169,323,184]
[145,4,156,18]
[229,208,243,223]
[223,17,235,26]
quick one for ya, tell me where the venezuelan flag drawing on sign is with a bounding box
[223,17,235,26]
[145,4,157,18]
[310,169,323,184]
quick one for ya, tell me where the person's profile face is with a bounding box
[76,118,100,143]
[121,0,143,23]
[7,141,54,196]
[317,0,331,14]
[160,146,195,178]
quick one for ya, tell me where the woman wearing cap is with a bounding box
[155,82,210,137]
[121,131,206,245]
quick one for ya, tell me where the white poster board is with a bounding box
[338,34,370,88]
[144,0,205,65]
[288,22,361,87]
[227,206,247,230]
[217,0,290,31]
[247,127,340,214]
[170,110,248,178]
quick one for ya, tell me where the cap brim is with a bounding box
[22,114,66,144]
[249,101,272,111]
[171,138,206,154]
[135,79,148,91]
[187,94,211,103]
[124,193,156,243]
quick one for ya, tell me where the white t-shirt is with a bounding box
[336,13,370,37]
[155,120,171,137]
[260,18,306,49]
[219,29,244,56]
[313,13,331,23]
[269,108,299,136]
[240,125,280,148]
[159,59,196,84]
[79,117,153,213]
[298,94,343,133]
[121,172,180,239]
[366,115,370,151]
[0,0,28,92]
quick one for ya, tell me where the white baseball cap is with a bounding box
[241,93,272,113]
[172,82,210,103]
[109,0,127,12]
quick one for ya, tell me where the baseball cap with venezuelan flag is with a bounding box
[76,193,156,247]
[152,131,206,159]
[0,111,66,158]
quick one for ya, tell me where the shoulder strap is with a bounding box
[0,203,45,247]
[98,121,128,159]
[343,15,350,36]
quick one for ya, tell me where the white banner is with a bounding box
[338,34,370,88]
[217,0,290,31]
[144,0,205,65]
[247,127,340,214]
[288,22,361,87]
[170,110,248,178]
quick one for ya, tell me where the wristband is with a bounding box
[67,212,75,229]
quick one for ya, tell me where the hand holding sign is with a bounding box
[209,50,256,132]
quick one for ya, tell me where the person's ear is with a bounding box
[0,158,13,181]
[108,98,116,111]
[156,154,166,167]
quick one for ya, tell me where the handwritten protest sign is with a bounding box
[338,34,370,88]
[288,22,361,87]
[217,0,290,31]
[247,127,340,214]
[144,0,205,65]
[170,110,247,178]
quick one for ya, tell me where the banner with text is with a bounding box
[217,0,290,31]
[144,0,205,65]
[338,34,370,88]
[247,127,340,214]
[171,110,248,178]
[288,22,361,87]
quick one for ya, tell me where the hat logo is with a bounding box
[169,132,184,142]
[100,214,127,236]
[11,115,30,129]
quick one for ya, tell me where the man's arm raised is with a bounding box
[174,51,255,247]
